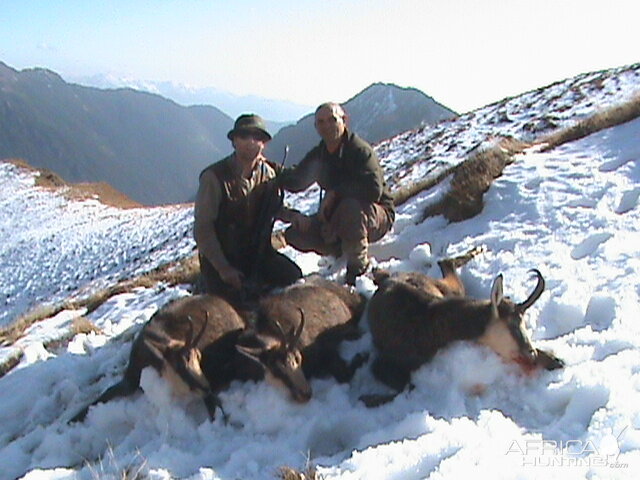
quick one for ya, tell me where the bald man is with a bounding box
[278,103,395,285]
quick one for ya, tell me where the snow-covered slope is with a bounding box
[378,63,640,186]
[0,163,196,329]
[1,64,639,479]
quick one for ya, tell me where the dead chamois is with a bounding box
[237,276,368,400]
[69,294,261,423]
[364,247,563,404]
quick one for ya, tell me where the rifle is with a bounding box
[242,146,290,300]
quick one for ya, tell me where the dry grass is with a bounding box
[64,181,142,209]
[0,351,23,378]
[539,93,640,151]
[391,137,528,209]
[393,94,640,217]
[41,317,103,353]
[0,252,200,349]
[391,165,455,207]
[6,158,142,208]
[421,137,527,222]
[86,445,149,480]
[277,465,321,480]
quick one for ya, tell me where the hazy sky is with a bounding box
[1,0,638,113]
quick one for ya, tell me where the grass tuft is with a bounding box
[86,444,149,480]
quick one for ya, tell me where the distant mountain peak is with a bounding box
[22,66,65,83]
[266,82,457,164]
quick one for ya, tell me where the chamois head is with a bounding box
[236,309,312,402]
[479,269,546,369]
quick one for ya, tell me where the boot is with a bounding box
[343,237,370,286]
[346,257,370,286]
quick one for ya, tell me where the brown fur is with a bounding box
[69,294,259,423]
[241,276,368,396]
[366,249,563,395]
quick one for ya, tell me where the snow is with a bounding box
[1,64,640,479]
[0,163,196,328]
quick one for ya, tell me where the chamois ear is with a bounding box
[490,274,504,318]
[236,344,263,364]
[236,331,281,363]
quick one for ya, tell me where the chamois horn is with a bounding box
[517,269,545,312]
[186,310,209,350]
[290,308,305,349]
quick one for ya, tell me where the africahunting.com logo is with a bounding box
[505,427,629,469]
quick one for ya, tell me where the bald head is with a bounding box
[315,102,346,119]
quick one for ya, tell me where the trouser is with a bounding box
[198,248,302,303]
[284,197,393,272]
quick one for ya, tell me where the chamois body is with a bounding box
[239,276,367,396]
[370,286,495,371]
[70,294,260,422]
[71,276,371,421]
[367,248,563,393]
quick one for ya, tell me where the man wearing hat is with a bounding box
[194,113,302,299]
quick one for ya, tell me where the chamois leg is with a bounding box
[320,351,369,383]
[359,357,413,408]
[438,245,485,276]
[437,246,486,296]
[371,356,412,392]
[203,392,229,423]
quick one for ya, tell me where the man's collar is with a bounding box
[229,153,265,177]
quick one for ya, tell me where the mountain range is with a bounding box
[265,83,457,164]
[0,61,456,205]
[0,61,233,205]
[70,73,313,124]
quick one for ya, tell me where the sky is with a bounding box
[1,63,640,479]
[1,0,638,114]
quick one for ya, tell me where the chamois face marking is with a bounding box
[262,348,311,403]
[478,274,538,367]
[236,311,312,403]
[159,348,209,398]
[477,307,536,366]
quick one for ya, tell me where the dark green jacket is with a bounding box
[280,130,395,216]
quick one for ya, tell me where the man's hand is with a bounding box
[218,264,244,290]
[319,191,338,222]
[292,211,313,233]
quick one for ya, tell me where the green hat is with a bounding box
[227,114,272,141]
